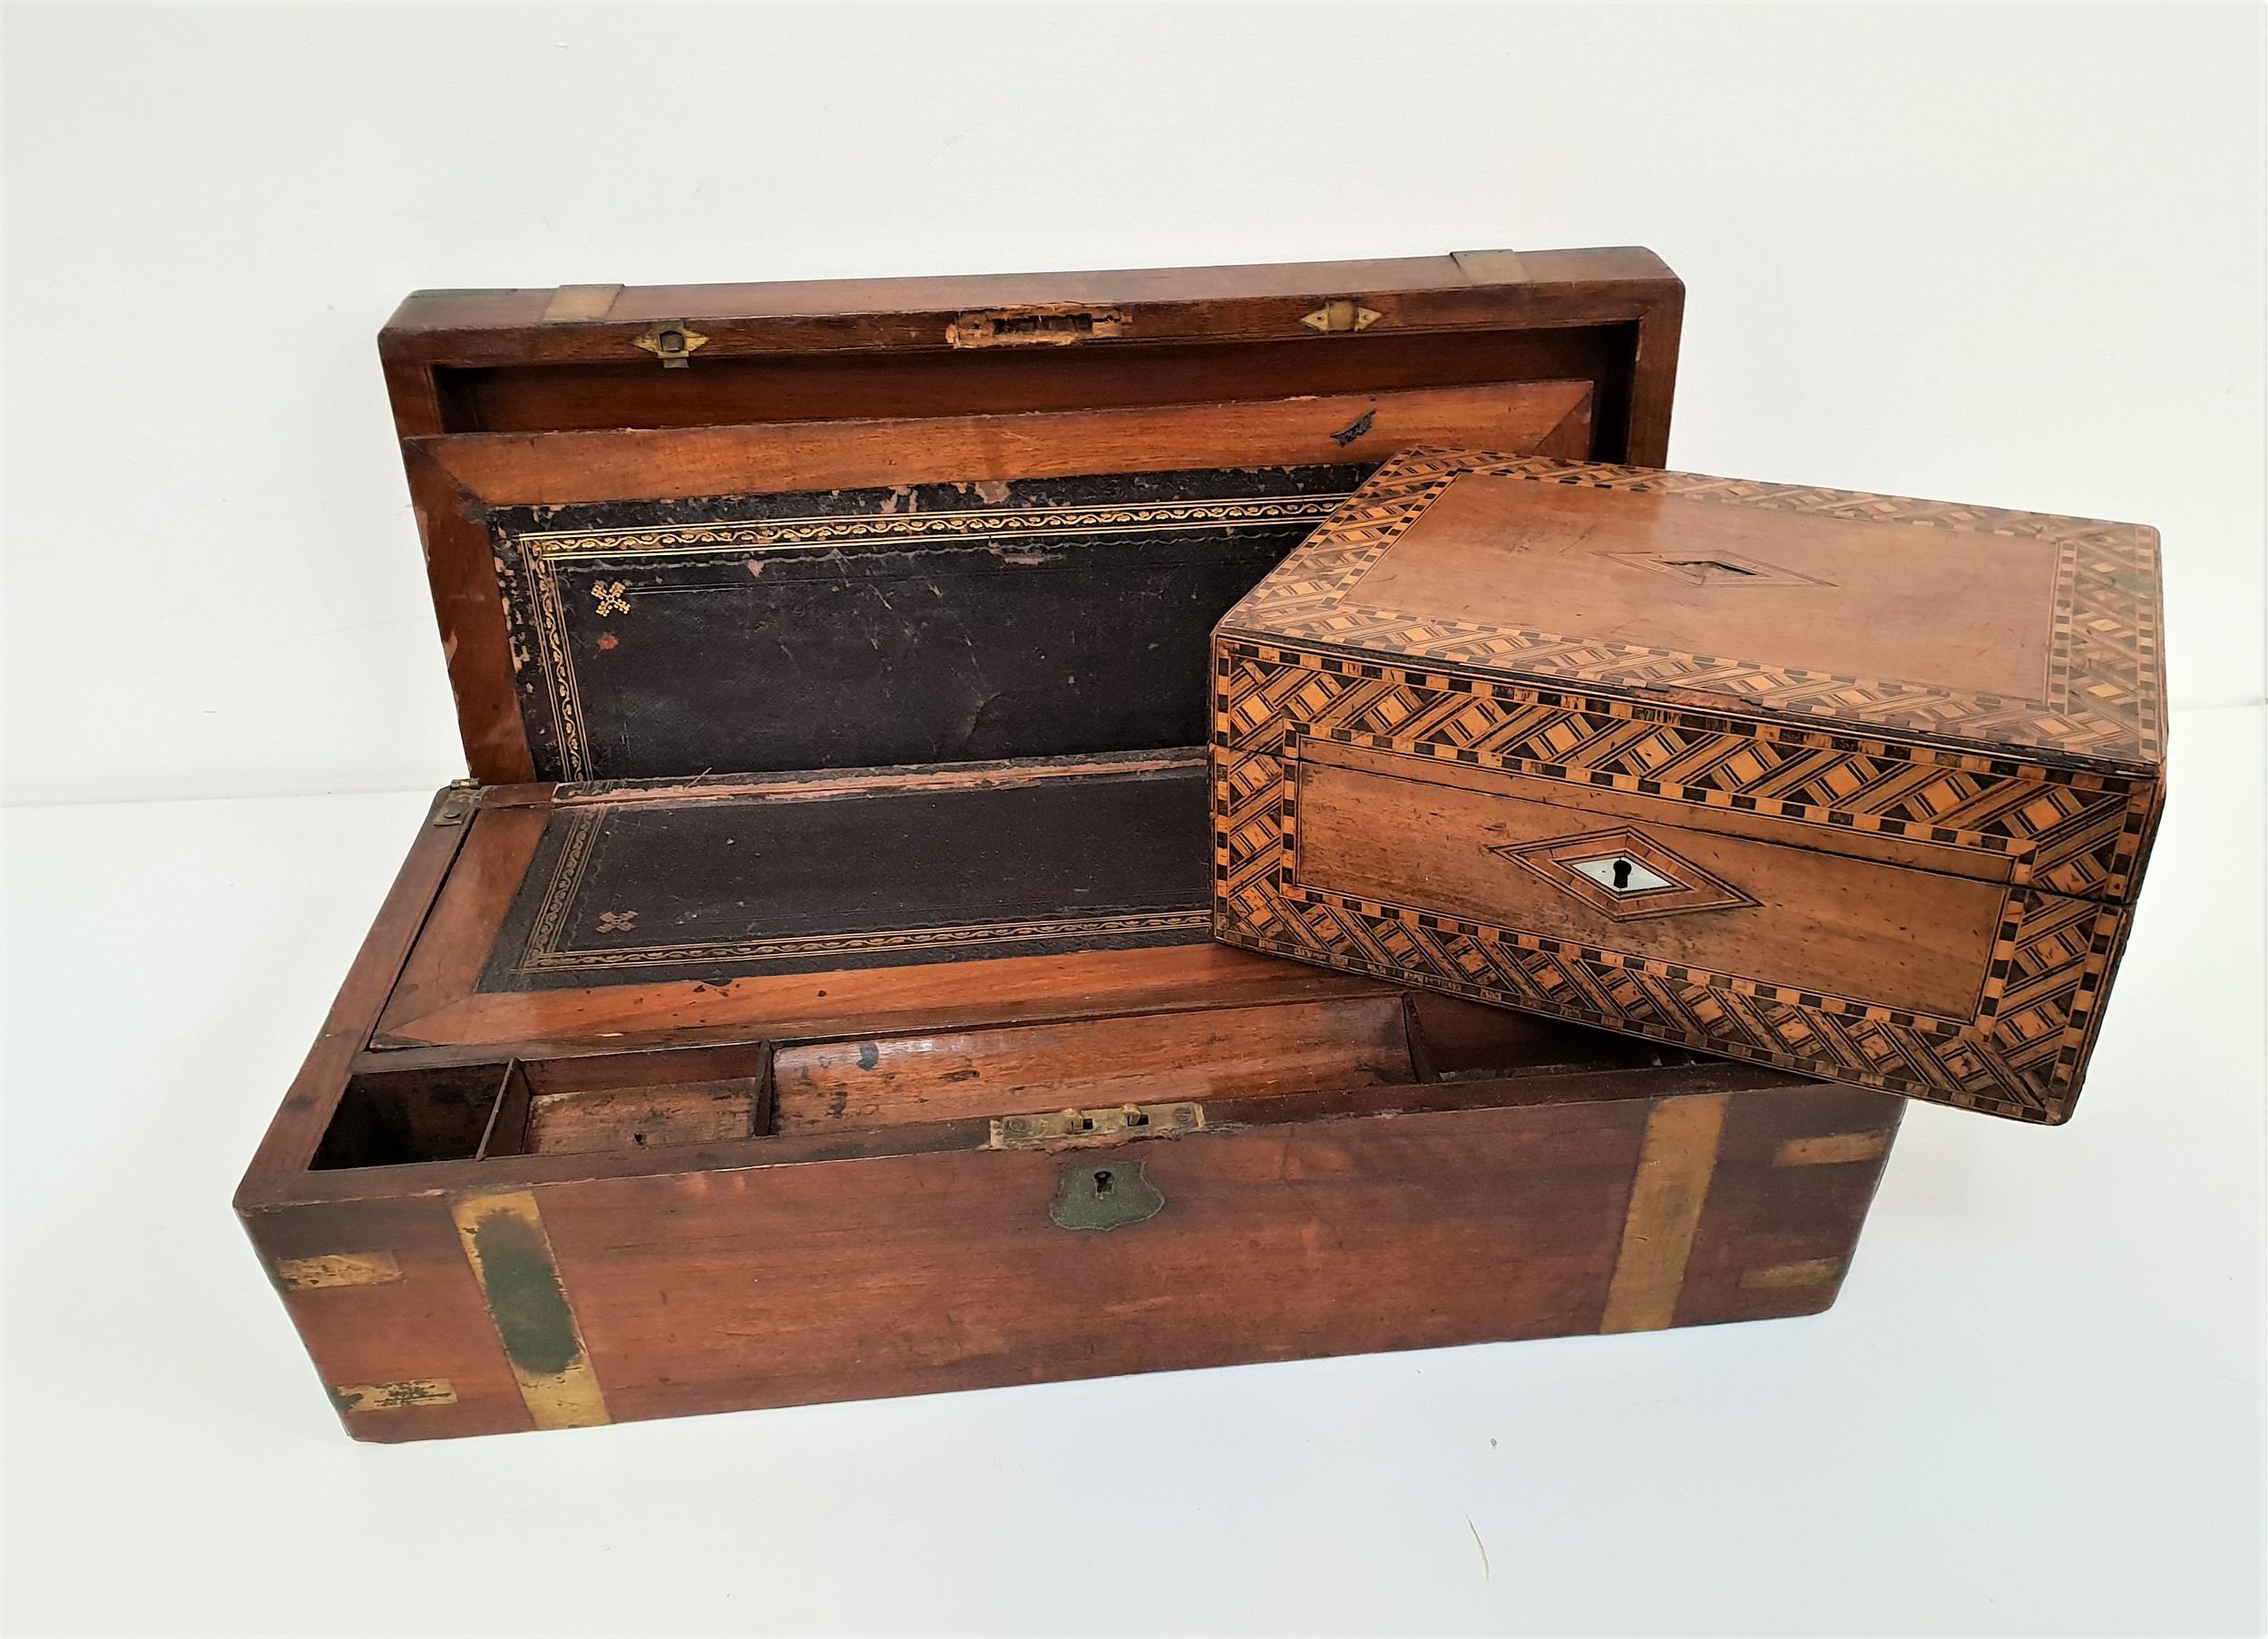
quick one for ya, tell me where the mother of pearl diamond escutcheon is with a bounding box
[1569,854,1674,893]
[1493,827,1761,923]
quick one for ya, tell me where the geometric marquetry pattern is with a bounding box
[1213,645,2158,902]
[1220,448,2167,771]
[1211,644,2148,1125]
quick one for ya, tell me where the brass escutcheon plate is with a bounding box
[1051,1158,1165,1232]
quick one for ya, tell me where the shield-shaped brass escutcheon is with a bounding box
[1051,1157,1164,1232]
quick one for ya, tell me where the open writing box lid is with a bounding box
[378,249,1685,785]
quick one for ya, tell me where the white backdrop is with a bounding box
[3,7,2263,1638]
[3,2,2261,805]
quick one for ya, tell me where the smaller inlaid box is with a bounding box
[1212,448,2166,1125]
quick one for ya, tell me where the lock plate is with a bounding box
[989,1101,1203,1151]
[632,321,709,367]
[946,305,1129,348]
[1051,1158,1165,1232]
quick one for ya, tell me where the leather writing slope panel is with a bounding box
[1213,450,2166,1124]
[479,759,1214,990]
[491,466,1366,782]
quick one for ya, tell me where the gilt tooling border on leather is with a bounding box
[1210,644,2146,1123]
[479,763,1217,990]
[492,467,1365,783]
[1221,449,2165,770]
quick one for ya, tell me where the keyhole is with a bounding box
[1093,1169,1114,1197]
[1612,858,1633,891]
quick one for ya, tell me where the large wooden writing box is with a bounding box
[1214,448,2165,1125]
[239,251,1907,1442]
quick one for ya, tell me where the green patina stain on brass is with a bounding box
[1050,1158,1164,1232]
[469,1210,582,1377]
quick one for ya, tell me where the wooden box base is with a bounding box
[239,779,1900,1442]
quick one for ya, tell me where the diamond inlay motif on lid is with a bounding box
[1491,826,1760,923]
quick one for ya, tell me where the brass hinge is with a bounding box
[990,1101,1204,1150]
[431,782,481,826]
[633,321,709,367]
[1300,298,1381,335]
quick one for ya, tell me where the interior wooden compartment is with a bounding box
[771,990,1686,1137]
[312,1044,772,1168]
[317,987,1692,1170]
[311,1063,511,1169]
[768,996,1415,1134]
[493,1043,772,1159]
[430,324,1642,453]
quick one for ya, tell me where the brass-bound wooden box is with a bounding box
[1213,448,2165,1125]
[238,252,1918,1442]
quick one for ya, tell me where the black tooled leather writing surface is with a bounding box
[490,465,1367,783]
[480,763,1213,990]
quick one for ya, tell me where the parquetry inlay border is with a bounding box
[1210,645,2150,1124]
